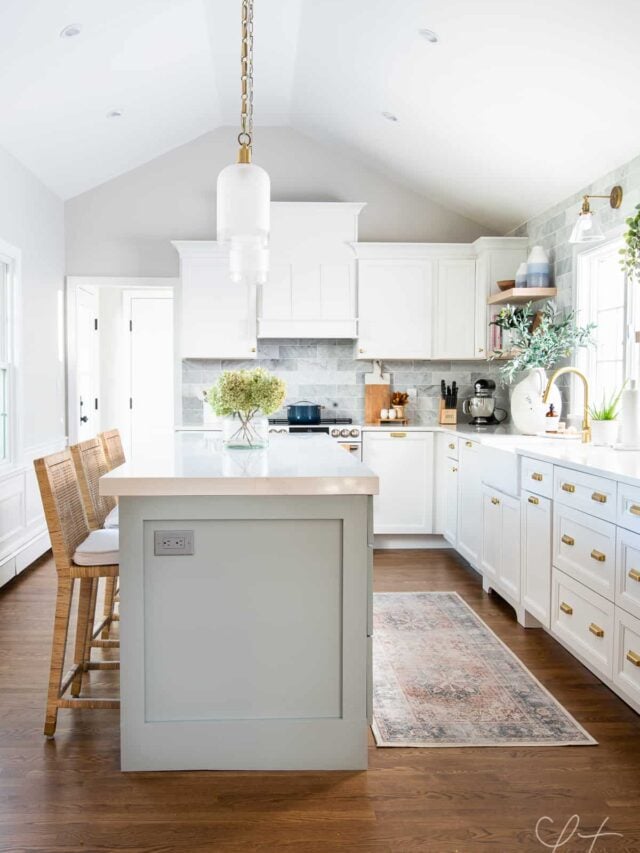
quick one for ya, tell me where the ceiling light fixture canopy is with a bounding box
[419,28,440,43]
[216,0,270,285]
[569,185,623,244]
[60,23,81,38]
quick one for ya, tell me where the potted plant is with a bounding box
[206,368,287,449]
[490,302,595,434]
[589,383,626,446]
[620,203,640,283]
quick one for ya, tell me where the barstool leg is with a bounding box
[83,578,98,671]
[101,577,116,639]
[44,576,75,737]
[71,578,93,697]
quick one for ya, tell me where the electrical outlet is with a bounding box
[154,530,194,556]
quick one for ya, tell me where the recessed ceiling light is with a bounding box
[106,109,124,119]
[382,111,398,123]
[419,28,440,44]
[60,23,81,38]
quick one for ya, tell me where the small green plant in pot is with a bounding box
[588,382,627,447]
[207,368,287,449]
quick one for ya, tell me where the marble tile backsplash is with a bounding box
[182,340,509,426]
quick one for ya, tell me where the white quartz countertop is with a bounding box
[100,432,379,497]
[511,441,640,487]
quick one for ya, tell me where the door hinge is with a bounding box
[129,397,133,410]
[94,397,99,410]
[129,320,133,332]
[94,318,98,331]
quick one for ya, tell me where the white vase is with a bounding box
[590,419,619,447]
[510,368,562,435]
[526,245,550,288]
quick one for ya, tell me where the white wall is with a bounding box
[65,127,491,277]
[0,144,65,452]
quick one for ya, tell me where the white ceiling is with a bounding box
[1,0,639,231]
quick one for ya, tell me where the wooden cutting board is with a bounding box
[365,384,391,425]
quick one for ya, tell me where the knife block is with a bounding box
[439,400,457,425]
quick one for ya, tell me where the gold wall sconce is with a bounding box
[569,185,623,244]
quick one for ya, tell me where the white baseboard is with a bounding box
[373,534,452,550]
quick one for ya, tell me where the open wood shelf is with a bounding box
[487,287,556,306]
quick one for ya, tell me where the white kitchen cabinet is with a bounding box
[356,258,433,360]
[443,460,459,546]
[475,236,528,355]
[481,485,521,605]
[173,242,257,359]
[457,439,483,570]
[432,258,478,360]
[259,203,364,339]
[521,490,552,628]
[362,430,434,534]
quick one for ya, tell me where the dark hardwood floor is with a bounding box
[1,549,640,852]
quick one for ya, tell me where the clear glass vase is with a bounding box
[222,412,269,449]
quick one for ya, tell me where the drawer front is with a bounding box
[520,457,553,499]
[444,436,458,461]
[552,568,614,680]
[613,608,640,708]
[617,482,640,534]
[553,504,615,601]
[616,528,640,620]
[553,465,616,522]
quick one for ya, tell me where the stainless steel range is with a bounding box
[268,418,362,459]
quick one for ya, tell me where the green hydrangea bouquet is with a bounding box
[206,368,287,448]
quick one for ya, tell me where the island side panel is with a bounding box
[118,494,371,771]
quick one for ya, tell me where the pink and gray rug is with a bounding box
[372,592,596,748]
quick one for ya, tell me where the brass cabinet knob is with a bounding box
[448,443,455,450]
[561,534,575,546]
[528,496,539,505]
[491,497,500,505]
[465,441,473,448]
[627,650,640,667]
[478,347,484,353]
[359,348,364,354]
[561,483,576,493]
[590,549,606,563]
[452,466,458,473]
[589,622,605,638]
[250,347,256,353]
[532,472,544,482]
[560,602,573,615]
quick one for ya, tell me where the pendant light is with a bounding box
[569,185,623,244]
[217,0,270,284]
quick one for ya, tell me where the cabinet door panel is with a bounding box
[481,488,501,580]
[320,265,353,320]
[433,259,476,359]
[444,462,459,546]
[500,493,521,600]
[358,261,432,360]
[363,432,434,534]
[522,491,552,627]
[457,440,482,569]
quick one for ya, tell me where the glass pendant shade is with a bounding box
[569,210,605,244]
[217,161,270,284]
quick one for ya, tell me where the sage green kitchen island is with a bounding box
[100,432,378,771]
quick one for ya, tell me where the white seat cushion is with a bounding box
[73,529,119,566]
[104,505,119,529]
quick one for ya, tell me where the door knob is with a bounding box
[80,415,89,423]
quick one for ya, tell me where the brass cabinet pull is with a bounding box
[629,569,640,583]
[589,623,605,638]
[630,504,640,517]
[590,549,606,563]
[451,466,458,473]
[528,496,539,505]
[561,483,576,493]
[448,443,456,450]
[591,492,607,503]
[626,650,640,667]
[560,602,573,615]
[390,432,407,438]
[561,534,575,546]
[531,472,544,482]
[465,441,473,448]
[491,497,500,505]
[359,348,364,354]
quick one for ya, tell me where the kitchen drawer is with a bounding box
[552,567,614,680]
[617,482,640,534]
[520,457,553,499]
[444,436,458,461]
[553,504,615,601]
[553,465,616,522]
[616,527,640,621]
[613,607,640,708]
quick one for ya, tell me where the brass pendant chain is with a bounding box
[238,0,254,162]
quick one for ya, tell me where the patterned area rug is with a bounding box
[372,592,596,748]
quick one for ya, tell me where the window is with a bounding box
[575,238,639,407]
[0,256,10,461]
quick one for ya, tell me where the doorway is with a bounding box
[67,277,178,460]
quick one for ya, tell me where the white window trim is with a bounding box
[0,238,22,472]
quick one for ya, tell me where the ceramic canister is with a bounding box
[526,245,550,288]
[515,261,528,288]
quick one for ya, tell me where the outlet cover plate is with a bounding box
[154,530,194,556]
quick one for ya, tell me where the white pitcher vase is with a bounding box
[510,368,562,435]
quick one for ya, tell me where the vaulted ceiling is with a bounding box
[1,0,639,232]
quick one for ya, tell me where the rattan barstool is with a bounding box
[34,450,120,737]
[99,428,126,469]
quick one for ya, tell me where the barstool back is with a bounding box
[70,438,116,529]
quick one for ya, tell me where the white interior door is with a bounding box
[126,290,174,464]
[76,286,99,441]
